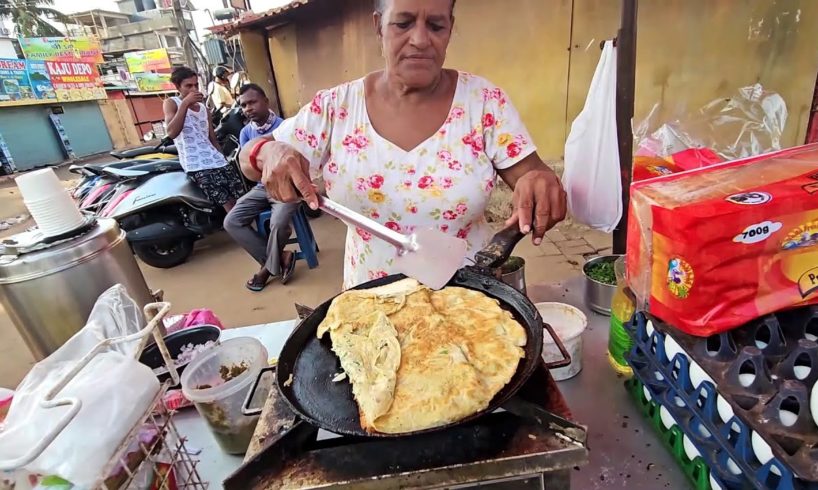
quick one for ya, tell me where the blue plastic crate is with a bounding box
[627,312,813,490]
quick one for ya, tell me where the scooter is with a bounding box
[70,137,177,203]
[215,104,246,159]
[109,138,177,160]
[71,158,181,212]
[98,162,228,269]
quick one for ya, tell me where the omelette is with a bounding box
[317,278,527,434]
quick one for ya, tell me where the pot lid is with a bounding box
[0,218,125,282]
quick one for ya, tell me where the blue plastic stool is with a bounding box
[256,205,319,269]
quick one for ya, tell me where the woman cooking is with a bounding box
[240,0,567,289]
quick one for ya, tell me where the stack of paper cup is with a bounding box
[16,168,85,237]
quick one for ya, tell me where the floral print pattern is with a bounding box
[273,72,536,289]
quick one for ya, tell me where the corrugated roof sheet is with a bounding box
[207,0,316,35]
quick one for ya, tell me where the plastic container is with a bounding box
[181,337,268,454]
[535,302,587,380]
[139,325,222,385]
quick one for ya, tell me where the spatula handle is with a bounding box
[473,224,527,269]
[316,196,411,251]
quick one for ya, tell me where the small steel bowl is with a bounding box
[582,255,621,315]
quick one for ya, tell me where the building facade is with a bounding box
[224,0,818,159]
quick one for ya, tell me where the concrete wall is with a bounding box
[255,0,818,159]
[101,16,193,53]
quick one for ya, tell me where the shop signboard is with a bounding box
[124,48,171,74]
[0,58,57,106]
[19,37,104,64]
[133,72,175,92]
[45,60,106,102]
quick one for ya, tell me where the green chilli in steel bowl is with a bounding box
[584,260,616,285]
[583,255,621,316]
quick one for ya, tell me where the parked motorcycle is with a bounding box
[109,138,177,160]
[71,158,181,213]
[70,138,178,203]
[215,104,246,160]
[98,164,223,268]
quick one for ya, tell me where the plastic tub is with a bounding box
[535,302,588,380]
[181,337,268,454]
[138,325,221,385]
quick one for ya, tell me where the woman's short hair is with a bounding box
[170,66,197,88]
[374,0,456,16]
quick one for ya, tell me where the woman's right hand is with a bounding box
[240,138,318,208]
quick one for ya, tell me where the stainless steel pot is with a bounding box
[0,218,153,359]
[583,255,620,316]
[497,256,527,296]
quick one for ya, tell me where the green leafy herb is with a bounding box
[500,256,525,274]
[585,261,616,285]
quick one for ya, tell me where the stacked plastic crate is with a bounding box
[626,309,818,490]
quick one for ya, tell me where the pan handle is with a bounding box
[543,321,572,369]
[473,224,527,269]
[242,366,277,417]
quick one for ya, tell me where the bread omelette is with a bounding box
[317,278,527,434]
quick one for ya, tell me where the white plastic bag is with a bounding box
[562,40,622,232]
[0,285,160,488]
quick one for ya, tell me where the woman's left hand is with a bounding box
[503,165,567,245]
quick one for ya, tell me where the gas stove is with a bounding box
[225,360,588,489]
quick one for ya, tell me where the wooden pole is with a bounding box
[612,0,638,255]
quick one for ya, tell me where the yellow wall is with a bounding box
[256,0,818,159]
[568,0,818,153]
[238,29,281,112]
[268,23,301,117]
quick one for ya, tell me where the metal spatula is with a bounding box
[316,196,468,290]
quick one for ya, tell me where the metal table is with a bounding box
[530,276,689,489]
[176,276,690,489]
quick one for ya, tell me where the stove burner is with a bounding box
[225,361,588,490]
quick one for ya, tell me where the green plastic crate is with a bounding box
[625,377,712,490]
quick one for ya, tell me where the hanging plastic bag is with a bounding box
[0,285,160,488]
[562,40,621,232]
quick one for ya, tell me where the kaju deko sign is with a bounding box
[45,61,99,87]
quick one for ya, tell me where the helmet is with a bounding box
[212,66,230,80]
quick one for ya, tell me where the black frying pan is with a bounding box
[274,226,544,438]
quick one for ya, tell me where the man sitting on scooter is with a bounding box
[224,83,298,291]
[164,66,245,212]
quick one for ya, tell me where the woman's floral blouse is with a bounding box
[273,72,536,289]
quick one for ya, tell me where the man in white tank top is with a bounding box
[163,66,245,211]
